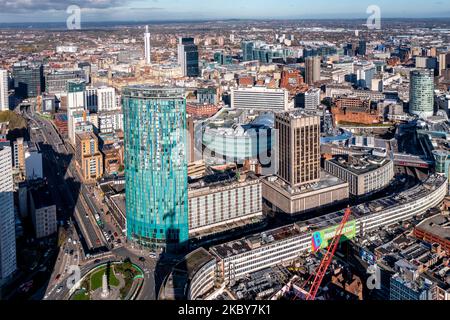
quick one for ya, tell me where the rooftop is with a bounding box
[188,170,260,193]
[416,214,450,242]
[173,247,216,281]
[122,85,185,99]
[327,154,391,175]
[266,171,347,196]
[30,185,54,209]
[210,175,447,260]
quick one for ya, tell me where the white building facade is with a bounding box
[0,145,17,281]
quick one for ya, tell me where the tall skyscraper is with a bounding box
[275,111,321,187]
[123,86,188,251]
[305,56,321,85]
[144,25,151,65]
[85,86,117,113]
[438,52,450,76]
[355,62,377,89]
[0,144,17,281]
[358,39,367,56]
[178,37,199,77]
[0,69,8,111]
[296,88,321,110]
[67,80,87,144]
[12,62,44,98]
[241,41,255,61]
[409,69,435,119]
[75,132,103,184]
[231,87,289,111]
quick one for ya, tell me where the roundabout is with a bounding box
[69,260,144,300]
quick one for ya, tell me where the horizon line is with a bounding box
[1,16,450,25]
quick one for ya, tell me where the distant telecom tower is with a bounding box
[144,25,151,64]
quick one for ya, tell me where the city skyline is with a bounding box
[1,3,450,304]
[0,0,449,23]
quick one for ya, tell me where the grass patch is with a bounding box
[90,266,120,291]
[0,111,27,130]
[72,289,90,301]
[115,262,142,299]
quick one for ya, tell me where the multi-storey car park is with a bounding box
[159,174,448,300]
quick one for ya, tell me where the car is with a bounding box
[108,230,112,235]
[110,235,115,241]
[138,257,146,262]
[94,259,101,264]
[55,274,61,281]
[114,232,118,237]
[116,239,122,244]
[56,286,63,293]
[148,253,157,258]
[29,262,38,271]
[69,250,74,255]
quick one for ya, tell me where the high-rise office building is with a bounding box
[123,86,188,251]
[409,69,434,119]
[296,88,320,110]
[0,144,17,281]
[305,56,321,85]
[231,87,289,111]
[438,52,450,76]
[241,41,255,62]
[355,62,377,89]
[178,37,199,77]
[12,62,44,98]
[75,132,103,184]
[45,69,85,94]
[67,80,87,144]
[12,137,25,177]
[144,25,151,65]
[416,56,438,70]
[0,69,8,111]
[275,111,321,187]
[358,40,367,56]
[85,86,117,113]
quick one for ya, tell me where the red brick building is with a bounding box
[414,214,450,254]
[331,97,381,125]
[186,102,221,118]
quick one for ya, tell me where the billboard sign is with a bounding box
[311,220,356,252]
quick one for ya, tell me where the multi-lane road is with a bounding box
[27,113,107,252]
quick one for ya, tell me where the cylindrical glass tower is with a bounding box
[122,86,188,251]
[409,69,434,119]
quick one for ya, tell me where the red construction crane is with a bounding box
[295,207,353,301]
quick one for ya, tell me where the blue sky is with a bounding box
[0,0,448,23]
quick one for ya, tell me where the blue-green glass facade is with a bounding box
[122,86,188,250]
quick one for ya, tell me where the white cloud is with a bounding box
[0,0,127,13]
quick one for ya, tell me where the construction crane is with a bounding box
[295,207,353,301]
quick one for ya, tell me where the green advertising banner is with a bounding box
[311,220,356,252]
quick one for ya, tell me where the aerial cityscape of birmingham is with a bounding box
[0,0,450,305]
